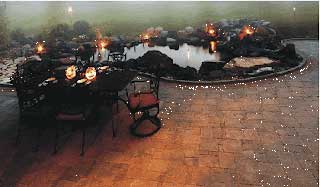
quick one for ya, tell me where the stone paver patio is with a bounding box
[0,40,318,187]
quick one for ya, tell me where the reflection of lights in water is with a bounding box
[210,41,216,53]
[187,48,190,61]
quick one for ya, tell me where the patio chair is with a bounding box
[107,52,127,69]
[48,85,98,156]
[125,68,162,137]
[76,43,95,65]
[13,73,53,152]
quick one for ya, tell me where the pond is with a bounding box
[95,43,221,70]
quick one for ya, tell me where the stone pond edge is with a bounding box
[0,38,317,88]
[137,38,317,85]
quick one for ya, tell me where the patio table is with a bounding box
[40,68,137,137]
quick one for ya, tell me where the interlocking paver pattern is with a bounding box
[0,40,318,187]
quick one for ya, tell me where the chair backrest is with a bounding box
[151,64,161,99]
[108,52,126,63]
[13,74,45,113]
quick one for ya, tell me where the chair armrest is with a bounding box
[131,79,150,83]
[131,79,152,94]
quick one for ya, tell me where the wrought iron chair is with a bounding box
[125,70,161,137]
[48,85,98,156]
[107,52,127,69]
[76,43,95,66]
[12,69,53,152]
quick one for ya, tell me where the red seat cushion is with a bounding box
[55,105,93,121]
[128,93,159,109]
[56,113,85,121]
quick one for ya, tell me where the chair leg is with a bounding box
[111,99,117,138]
[32,127,42,152]
[15,123,22,146]
[53,125,59,155]
[130,111,161,137]
[80,127,86,156]
[112,114,117,138]
[116,92,119,113]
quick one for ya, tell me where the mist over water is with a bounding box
[4,1,319,36]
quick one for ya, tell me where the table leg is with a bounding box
[111,92,118,138]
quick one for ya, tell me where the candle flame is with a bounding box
[65,65,76,80]
[36,43,45,54]
[85,67,97,81]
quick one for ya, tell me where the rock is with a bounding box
[199,61,226,76]
[207,70,227,79]
[233,48,248,56]
[168,43,179,50]
[167,31,178,39]
[262,21,271,26]
[278,43,296,58]
[124,58,139,69]
[155,26,163,33]
[174,66,198,80]
[224,57,278,69]
[110,36,121,43]
[66,41,80,50]
[280,57,300,68]
[189,37,201,46]
[166,38,176,43]
[160,31,168,38]
[247,67,274,76]
[185,26,194,34]
[219,19,229,28]
[22,44,33,56]
[139,50,174,74]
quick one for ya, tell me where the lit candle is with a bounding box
[65,65,77,80]
[85,67,97,80]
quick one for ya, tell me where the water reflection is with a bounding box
[95,43,221,70]
[210,41,216,53]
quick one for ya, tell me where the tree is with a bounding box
[0,2,9,50]
[48,23,73,41]
[73,20,91,35]
[10,28,29,45]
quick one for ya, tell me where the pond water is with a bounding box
[95,43,221,70]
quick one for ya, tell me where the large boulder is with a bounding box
[139,50,174,74]
[278,43,296,58]
[224,57,278,69]
[160,31,168,38]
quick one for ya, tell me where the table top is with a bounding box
[41,68,137,93]
[91,70,137,92]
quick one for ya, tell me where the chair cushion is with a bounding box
[56,113,85,121]
[55,104,93,121]
[128,93,159,109]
